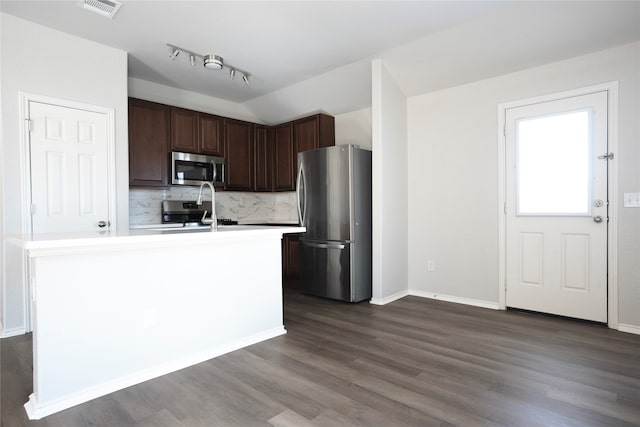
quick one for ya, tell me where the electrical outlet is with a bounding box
[623,192,640,208]
[427,260,435,272]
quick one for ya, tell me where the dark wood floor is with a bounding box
[2,290,640,427]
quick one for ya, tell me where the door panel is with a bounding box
[505,91,607,322]
[300,239,352,301]
[30,102,110,233]
[298,146,352,241]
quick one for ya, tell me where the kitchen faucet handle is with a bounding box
[200,210,213,224]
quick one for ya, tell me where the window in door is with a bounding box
[516,109,593,216]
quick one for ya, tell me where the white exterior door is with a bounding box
[505,91,608,322]
[29,101,112,233]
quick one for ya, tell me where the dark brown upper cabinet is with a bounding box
[273,123,295,192]
[129,98,170,187]
[224,119,254,191]
[170,107,224,157]
[128,97,335,190]
[170,107,199,153]
[293,113,335,154]
[253,125,271,192]
[199,113,224,156]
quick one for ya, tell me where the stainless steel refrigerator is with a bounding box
[297,145,372,302]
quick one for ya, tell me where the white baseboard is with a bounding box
[24,326,286,420]
[618,323,640,335]
[369,289,409,305]
[408,289,501,310]
[0,320,27,338]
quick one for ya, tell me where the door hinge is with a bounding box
[503,125,506,137]
[597,152,614,160]
[25,118,33,132]
[30,203,36,215]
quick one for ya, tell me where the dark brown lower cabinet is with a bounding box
[282,233,301,287]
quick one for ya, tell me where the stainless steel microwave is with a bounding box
[171,151,225,187]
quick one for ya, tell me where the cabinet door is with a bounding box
[294,114,335,153]
[199,113,224,156]
[170,107,198,153]
[224,119,253,191]
[288,235,301,278]
[273,123,295,191]
[128,98,170,187]
[283,233,301,285]
[294,116,319,154]
[254,125,271,192]
[317,114,336,148]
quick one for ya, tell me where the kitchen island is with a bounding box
[7,225,304,420]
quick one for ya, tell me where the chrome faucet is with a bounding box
[196,181,217,232]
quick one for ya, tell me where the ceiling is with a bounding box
[2,1,640,117]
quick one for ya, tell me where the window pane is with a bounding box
[517,110,591,215]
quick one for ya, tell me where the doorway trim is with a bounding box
[18,92,118,235]
[17,92,117,332]
[497,82,619,329]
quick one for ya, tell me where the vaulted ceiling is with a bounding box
[3,1,640,121]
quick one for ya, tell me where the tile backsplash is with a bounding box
[129,187,298,226]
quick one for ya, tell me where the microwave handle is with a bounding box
[211,160,217,183]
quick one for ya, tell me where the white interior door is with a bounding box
[505,91,608,322]
[29,101,111,233]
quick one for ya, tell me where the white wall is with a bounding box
[0,13,129,334]
[128,78,262,124]
[370,60,409,304]
[335,107,372,150]
[244,60,372,125]
[407,42,640,327]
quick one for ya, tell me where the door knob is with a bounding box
[97,220,109,228]
[593,216,603,223]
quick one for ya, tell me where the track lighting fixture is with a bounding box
[166,43,251,86]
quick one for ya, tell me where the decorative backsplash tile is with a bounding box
[129,187,298,226]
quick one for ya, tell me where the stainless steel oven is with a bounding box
[171,151,224,187]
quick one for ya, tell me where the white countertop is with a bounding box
[237,219,299,225]
[7,225,306,252]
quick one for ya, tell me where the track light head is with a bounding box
[189,54,196,67]
[169,48,180,60]
[229,69,236,80]
[242,73,249,85]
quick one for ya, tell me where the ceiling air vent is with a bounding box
[77,0,122,19]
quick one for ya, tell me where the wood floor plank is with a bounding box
[2,290,640,427]
[268,409,313,427]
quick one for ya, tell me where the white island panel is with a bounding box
[18,226,303,419]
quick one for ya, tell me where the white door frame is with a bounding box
[17,92,117,331]
[19,92,118,235]
[497,82,619,329]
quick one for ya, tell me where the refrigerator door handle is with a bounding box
[296,164,305,225]
[303,241,346,250]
